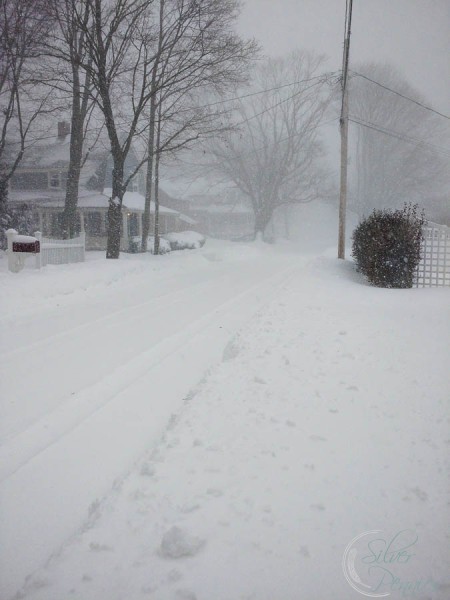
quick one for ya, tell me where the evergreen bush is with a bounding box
[352,203,425,288]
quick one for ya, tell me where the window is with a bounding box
[10,171,48,190]
[50,212,65,237]
[49,172,61,189]
[128,213,139,237]
[128,177,139,192]
[85,212,103,236]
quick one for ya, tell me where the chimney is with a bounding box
[57,121,70,140]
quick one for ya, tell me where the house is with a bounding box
[186,194,254,240]
[7,122,195,251]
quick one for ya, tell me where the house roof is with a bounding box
[9,189,195,221]
[14,137,71,169]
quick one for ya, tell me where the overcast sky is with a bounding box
[237,0,450,114]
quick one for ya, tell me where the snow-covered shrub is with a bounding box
[147,236,171,254]
[352,203,425,288]
[128,236,141,253]
[164,231,206,251]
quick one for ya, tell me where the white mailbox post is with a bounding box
[6,229,41,273]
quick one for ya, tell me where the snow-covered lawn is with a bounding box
[0,238,449,600]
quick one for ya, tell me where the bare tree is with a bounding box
[45,0,101,238]
[349,63,450,218]
[0,0,54,243]
[207,51,332,239]
[140,0,258,252]
[73,0,157,258]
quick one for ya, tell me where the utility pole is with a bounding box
[338,0,353,259]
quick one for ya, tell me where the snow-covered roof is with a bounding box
[198,204,252,214]
[10,189,194,220]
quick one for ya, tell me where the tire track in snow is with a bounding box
[0,262,299,481]
[0,261,303,600]
[0,261,288,444]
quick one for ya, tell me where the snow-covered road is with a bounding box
[1,240,449,600]
[0,242,301,598]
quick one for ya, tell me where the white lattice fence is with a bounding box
[35,231,85,267]
[414,222,450,287]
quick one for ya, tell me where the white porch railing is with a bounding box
[34,231,85,268]
[414,222,450,287]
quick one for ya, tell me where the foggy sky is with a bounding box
[237,0,450,114]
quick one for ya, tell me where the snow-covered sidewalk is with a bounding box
[11,251,450,600]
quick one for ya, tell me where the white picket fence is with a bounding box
[35,231,85,267]
[414,222,450,287]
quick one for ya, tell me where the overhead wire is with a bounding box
[5,71,339,148]
[348,116,450,159]
[176,117,339,170]
[349,70,450,121]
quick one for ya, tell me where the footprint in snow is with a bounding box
[309,434,327,442]
[310,503,326,511]
[176,590,198,600]
[207,488,224,497]
[140,463,156,477]
[167,569,183,583]
[89,542,113,552]
[179,502,200,514]
[411,487,428,502]
[300,545,311,557]
[222,339,240,362]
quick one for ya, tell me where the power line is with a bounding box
[183,72,338,114]
[349,116,450,159]
[5,72,339,148]
[350,71,450,121]
[178,117,339,169]
[232,76,332,129]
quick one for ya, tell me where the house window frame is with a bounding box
[128,176,139,193]
[85,211,104,237]
[48,171,61,190]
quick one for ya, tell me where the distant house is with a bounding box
[186,194,254,240]
[7,121,195,251]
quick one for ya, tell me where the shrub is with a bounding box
[352,203,425,288]
[147,236,171,254]
[164,231,206,251]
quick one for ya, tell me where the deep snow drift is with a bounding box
[0,222,449,599]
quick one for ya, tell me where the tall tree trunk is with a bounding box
[63,65,92,238]
[254,206,270,240]
[153,154,160,255]
[142,91,157,251]
[106,163,124,258]
[63,106,83,238]
[142,0,165,252]
[153,99,163,255]
[0,177,11,249]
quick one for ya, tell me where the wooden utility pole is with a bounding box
[338,0,353,259]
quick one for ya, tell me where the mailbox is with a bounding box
[6,230,41,272]
[12,240,40,253]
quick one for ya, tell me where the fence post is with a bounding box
[34,231,42,269]
[80,231,86,262]
[6,229,18,272]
